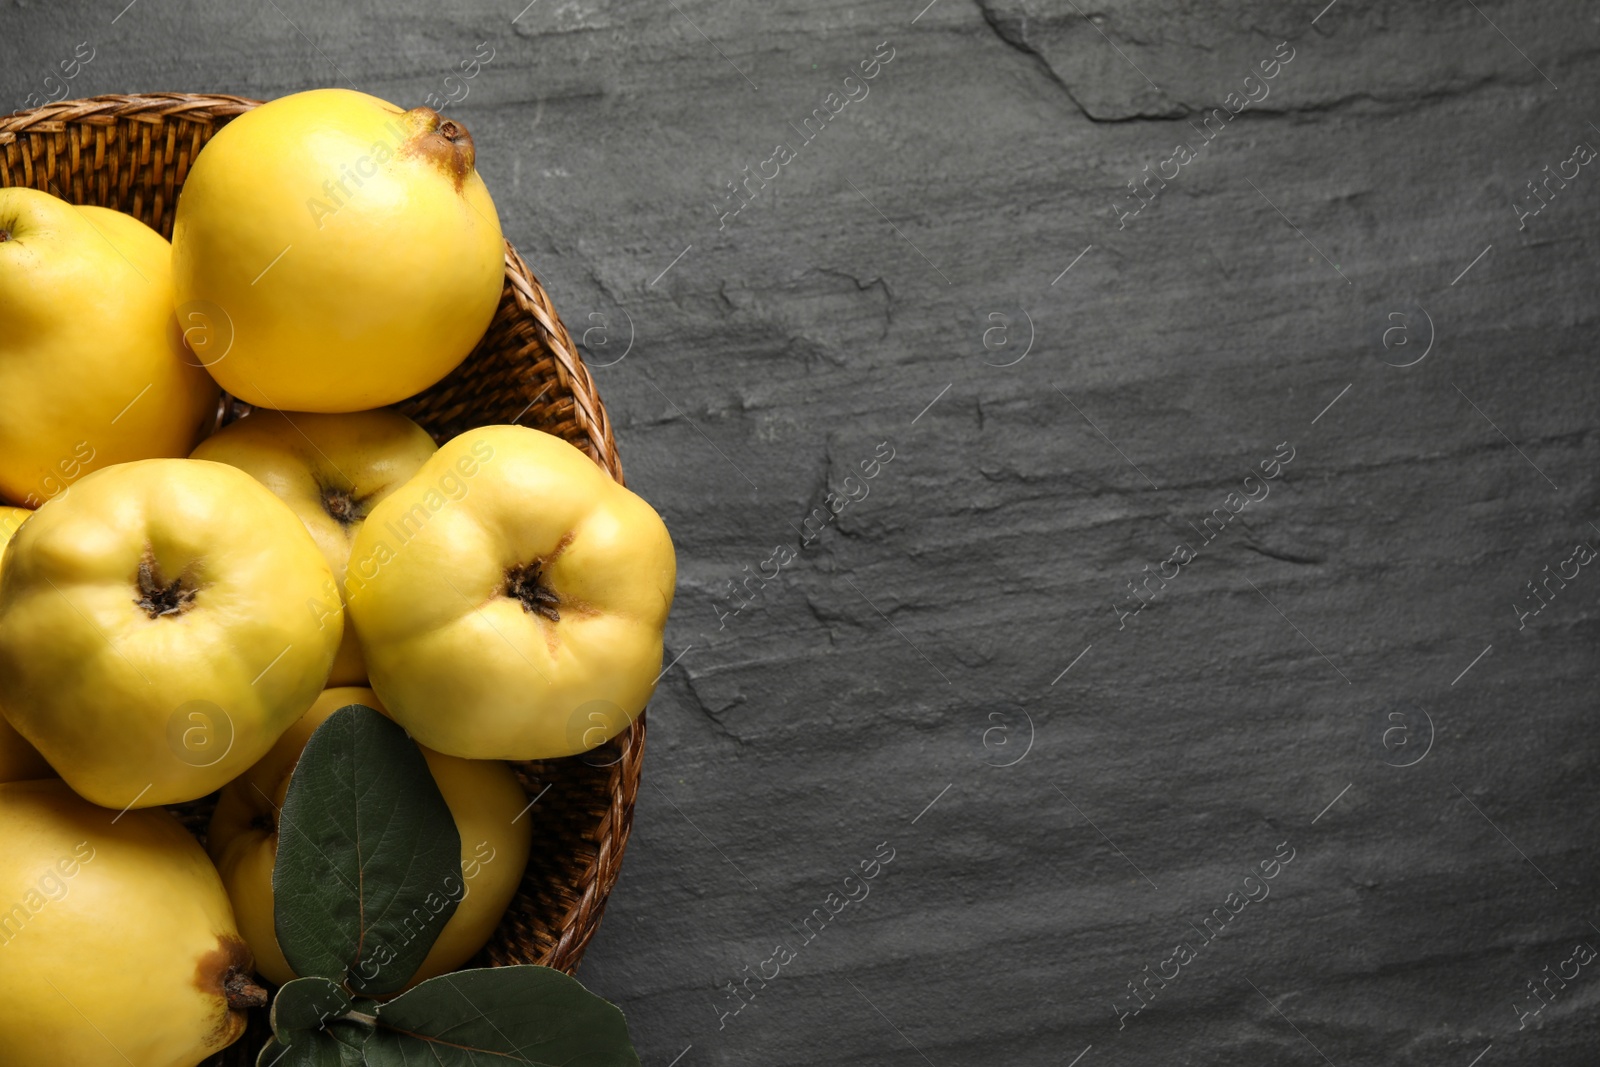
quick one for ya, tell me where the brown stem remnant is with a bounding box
[223,967,270,1010]
[505,560,561,622]
[402,107,476,190]
[321,485,362,526]
[135,551,197,618]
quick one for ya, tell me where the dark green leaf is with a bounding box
[367,966,640,1066]
[256,1027,365,1067]
[274,704,463,996]
[271,977,353,1041]
[327,1020,373,1051]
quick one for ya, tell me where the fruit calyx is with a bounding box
[505,560,561,623]
[320,484,367,526]
[135,551,198,618]
[403,107,476,190]
[223,967,270,1010]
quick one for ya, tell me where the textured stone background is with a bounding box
[4,0,1599,1063]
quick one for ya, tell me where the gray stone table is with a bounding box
[3,0,1598,1063]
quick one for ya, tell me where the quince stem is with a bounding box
[223,968,270,1010]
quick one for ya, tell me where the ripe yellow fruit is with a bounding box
[0,459,342,809]
[208,687,531,989]
[191,409,438,684]
[0,508,50,783]
[0,779,264,1065]
[0,507,26,567]
[0,188,219,507]
[347,425,676,759]
[170,88,505,413]
[0,699,43,785]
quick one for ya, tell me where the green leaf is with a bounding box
[329,1019,376,1054]
[256,1026,366,1067]
[274,704,463,996]
[271,977,353,1041]
[365,966,640,1066]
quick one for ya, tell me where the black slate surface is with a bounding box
[5,1,1599,1064]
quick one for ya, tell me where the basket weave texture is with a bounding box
[0,92,643,1061]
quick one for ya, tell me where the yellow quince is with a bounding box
[170,88,504,412]
[0,188,218,507]
[0,779,264,1065]
[191,408,438,684]
[0,459,341,808]
[207,687,532,989]
[347,426,676,759]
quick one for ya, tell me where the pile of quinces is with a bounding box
[0,88,672,1065]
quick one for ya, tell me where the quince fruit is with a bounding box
[347,425,675,759]
[170,88,504,412]
[0,508,50,783]
[0,779,264,1065]
[191,408,438,684]
[0,188,218,507]
[0,459,341,808]
[208,687,531,989]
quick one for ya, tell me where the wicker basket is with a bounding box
[0,93,643,1061]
